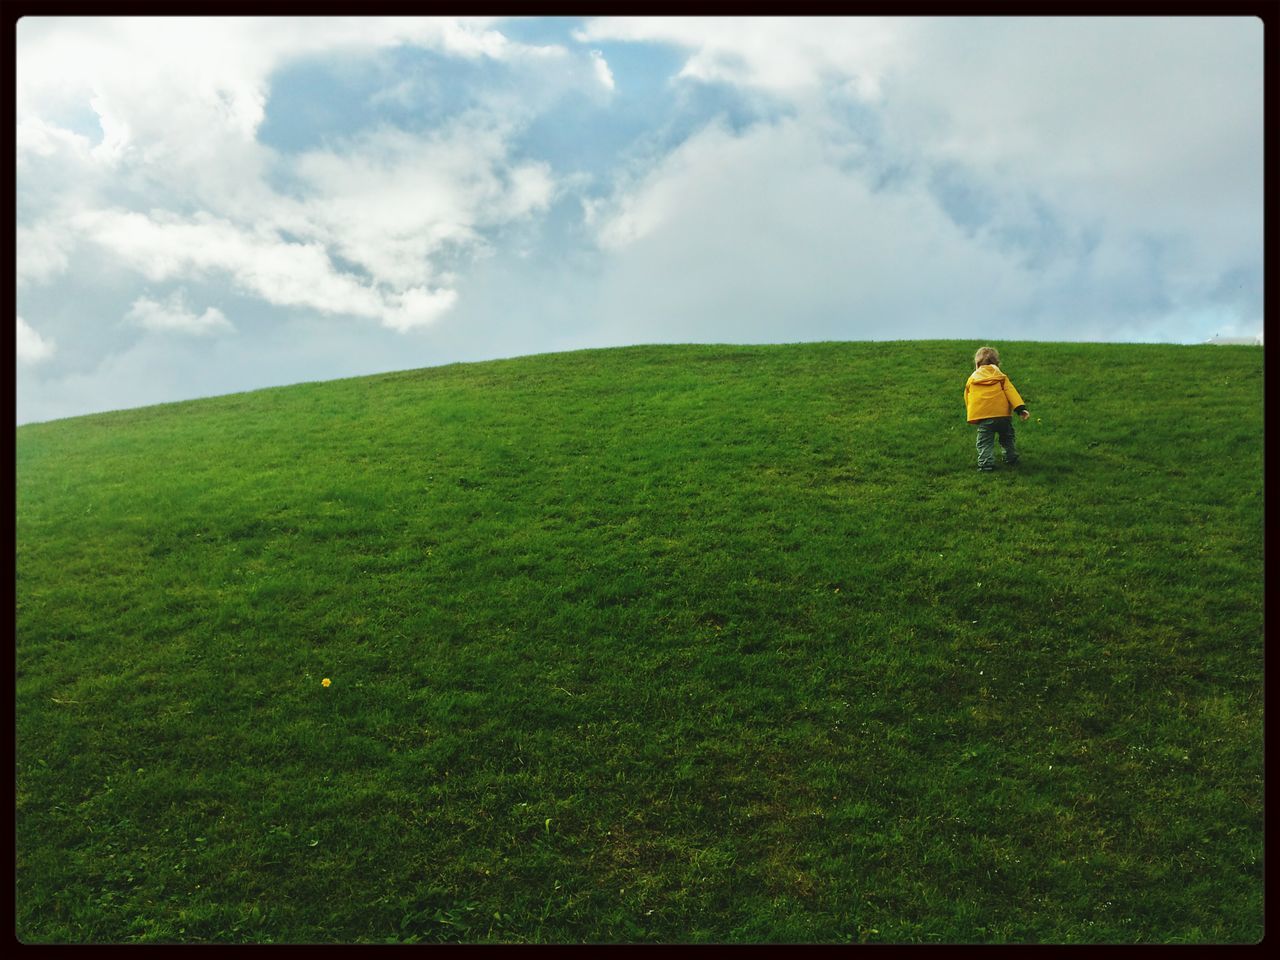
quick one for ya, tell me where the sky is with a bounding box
[15,16,1264,424]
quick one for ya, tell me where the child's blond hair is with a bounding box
[974,345,1000,368]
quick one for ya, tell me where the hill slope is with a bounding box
[16,341,1264,943]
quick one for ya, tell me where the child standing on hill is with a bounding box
[964,346,1030,472]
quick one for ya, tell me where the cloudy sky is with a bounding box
[15,16,1263,424]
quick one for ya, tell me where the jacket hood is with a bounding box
[969,364,1005,385]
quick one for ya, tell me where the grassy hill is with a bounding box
[15,340,1264,943]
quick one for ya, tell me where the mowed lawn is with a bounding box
[15,341,1264,943]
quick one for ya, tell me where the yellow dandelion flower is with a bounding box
[321,678,331,687]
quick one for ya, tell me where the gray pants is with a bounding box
[974,417,1018,468]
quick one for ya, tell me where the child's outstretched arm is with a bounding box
[1004,378,1029,420]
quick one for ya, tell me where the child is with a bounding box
[964,346,1029,472]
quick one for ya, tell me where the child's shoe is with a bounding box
[978,465,995,473]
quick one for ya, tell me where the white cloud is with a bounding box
[17,16,568,303]
[17,17,575,347]
[383,287,461,332]
[503,162,557,218]
[576,16,902,99]
[17,316,56,364]
[17,221,76,287]
[587,118,1037,344]
[16,115,94,161]
[14,15,570,195]
[286,121,555,291]
[579,16,1262,341]
[87,93,134,165]
[590,50,615,91]
[125,292,234,335]
[884,19,1262,245]
[74,208,457,332]
[577,18,1260,246]
[15,17,556,131]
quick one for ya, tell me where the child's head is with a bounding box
[974,345,1000,368]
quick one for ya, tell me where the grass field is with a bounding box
[15,340,1264,943]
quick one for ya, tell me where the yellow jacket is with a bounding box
[964,365,1027,423]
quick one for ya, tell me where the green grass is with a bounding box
[15,340,1263,944]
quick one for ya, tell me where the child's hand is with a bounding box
[1019,410,1030,421]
